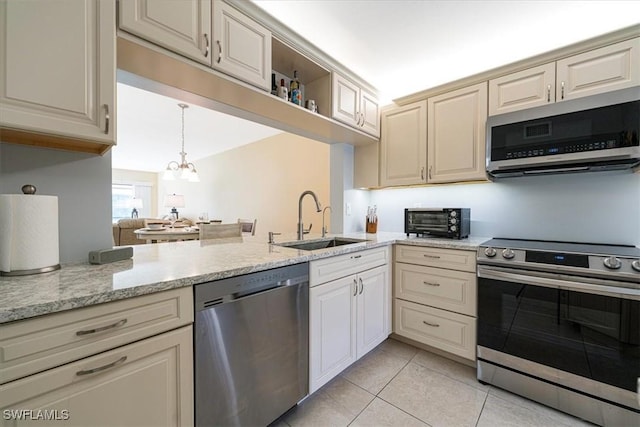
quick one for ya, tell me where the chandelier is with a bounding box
[163,103,200,182]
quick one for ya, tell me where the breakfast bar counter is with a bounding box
[0,233,488,324]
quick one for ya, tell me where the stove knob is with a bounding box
[603,257,622,270]
[484,247,497,258]
[450,211,457,217]
[450,225,457,232]
[450,218,457,224]
[631,260,640,272]
[502,248,515,259]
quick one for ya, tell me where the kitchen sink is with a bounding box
[275,237,369,251]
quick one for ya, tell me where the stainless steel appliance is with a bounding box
[194,263,309,426]
[404,208,470,239]
[486,87,640,178]
[477,239,640,426]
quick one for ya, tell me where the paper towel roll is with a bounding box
[0,194,60,275]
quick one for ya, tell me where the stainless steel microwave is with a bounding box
[486,87,640,178]
[405,208,470,239]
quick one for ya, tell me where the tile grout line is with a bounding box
[474,389,490,427]
[376,394,436,427]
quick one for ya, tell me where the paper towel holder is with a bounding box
[0,184,61,276]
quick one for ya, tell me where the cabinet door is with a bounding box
[119,0,211,65]
[356,265,390,357]
[309,276,357,393]
[332,73,360,126]
[556,38,640,101]
[380,101,428,186]
[0,0,115,145]
[360,89,381,137]
[354,143,379,189]
[212,1,272,91]
[427,82,488,183]
[488,63,556,115]
[0,326,193,427]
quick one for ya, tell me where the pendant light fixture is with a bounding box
[163,103,200,182]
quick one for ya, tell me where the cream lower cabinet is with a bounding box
[309,247,390,393]
[0,0,116,150]
[380,101,427,186]
[0,287,194,426]
[0,326,193,427]
[393,245,477,361]
[427,82,488,183]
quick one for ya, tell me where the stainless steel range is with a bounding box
[476,239,640,426]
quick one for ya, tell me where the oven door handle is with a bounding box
[477,266,640,300]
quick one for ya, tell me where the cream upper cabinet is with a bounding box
[119,0,211,65]
[488,38,640,116]
[0,0,116,147]
[332,73,380,137]
[556,38,639,102]
[427,82,488,183]
[119,0,272,90]
[489,63,556,115]
[380,101,427,187]
[212,1,272,91]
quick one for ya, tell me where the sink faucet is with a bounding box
[298,190,322,240]
[322,206,332,238]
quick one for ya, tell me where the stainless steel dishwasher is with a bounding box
[194,263,309,427]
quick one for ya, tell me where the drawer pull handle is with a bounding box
[423,321,440,327]
[358,277,364,295]
[353,278,358,296]
[423,281,440,287]
[76,319,127,336]
[76,356,127,376]
[423,254,440,259]
[351,255,362,259]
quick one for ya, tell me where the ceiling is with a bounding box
[112,1,639,173]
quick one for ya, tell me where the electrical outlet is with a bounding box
[345,203,352,216]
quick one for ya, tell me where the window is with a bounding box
[112,183,152,223]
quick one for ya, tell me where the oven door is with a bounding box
[477,266,640,410]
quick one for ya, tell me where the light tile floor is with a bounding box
[273,338,594,427]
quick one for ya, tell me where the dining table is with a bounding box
[134,227,200,244]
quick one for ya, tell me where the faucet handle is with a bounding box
[268,231,281,244]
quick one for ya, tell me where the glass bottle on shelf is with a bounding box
[290,70,302,106]
[271,73,277,96]
[278,78,288,100]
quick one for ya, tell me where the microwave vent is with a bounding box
[524,122,551,139]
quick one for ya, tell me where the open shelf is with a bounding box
[271,37,331,119]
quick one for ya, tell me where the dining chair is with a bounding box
[199,223,242,240]
[237,218,257,236]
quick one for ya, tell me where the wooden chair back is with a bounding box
[237,218,257,236]
[199,223,242,240]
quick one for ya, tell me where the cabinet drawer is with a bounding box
[394,299,476,361]
[395,263,476,316]
[0,326,193,427]
[394,245,476,272]
[310,247,388,286]
[0,287,193,384]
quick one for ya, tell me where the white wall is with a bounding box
[360,171,640,246]
[0,142,113,263]
[157,133,330,239]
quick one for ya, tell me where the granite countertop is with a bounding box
[0,232,489,324]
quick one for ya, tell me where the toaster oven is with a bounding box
[404,208,470,239]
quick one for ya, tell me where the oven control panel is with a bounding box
[478,244,640,283]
